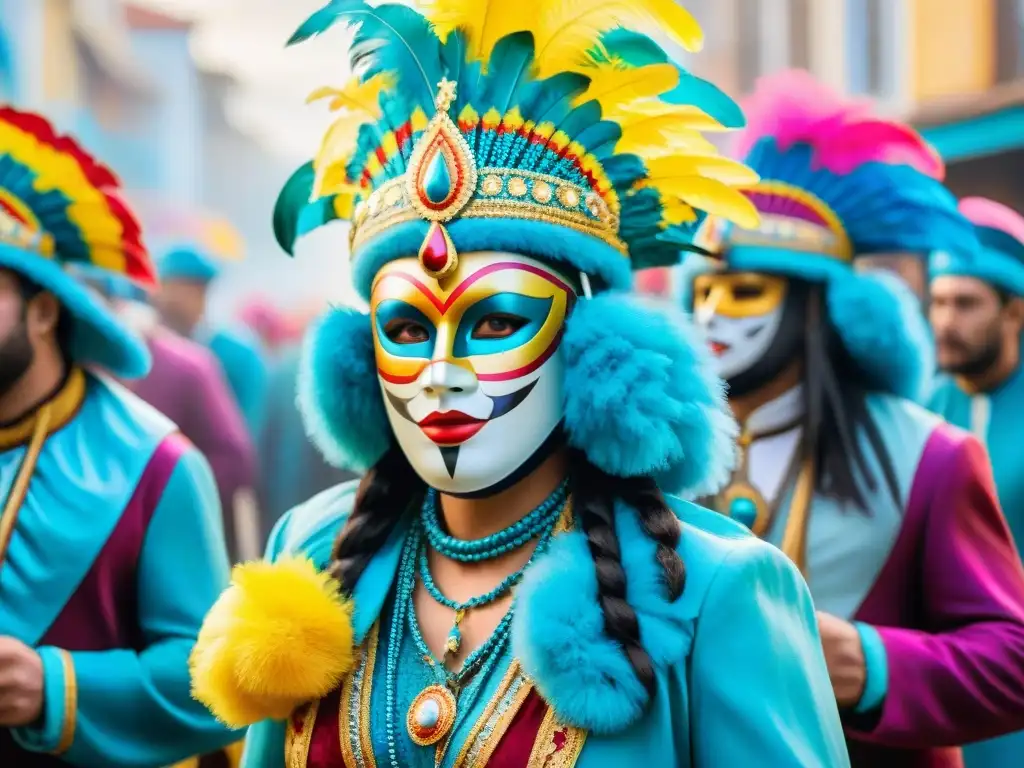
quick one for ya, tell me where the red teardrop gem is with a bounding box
[421,224,450,273]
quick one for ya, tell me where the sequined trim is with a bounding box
[284,699,319,768]
[527,707,587,767]
[340,622,380,768]
[52,649,76,755]
[451,660,533,768]
[351,169,626,256]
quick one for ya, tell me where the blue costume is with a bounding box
[157,245,270,438]
[189,4,848,766]
[0,108,237,764]
[927,197,1024,768]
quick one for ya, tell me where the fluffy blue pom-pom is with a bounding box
[296,306,391,472]
[828,271,934,402]
[562,292,737,496]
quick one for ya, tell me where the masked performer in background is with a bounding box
[686,71,1024,766]
[189,2,850,766]
[0,108,238,765]
[928,197,1024,768]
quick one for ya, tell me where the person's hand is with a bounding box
[816,612,866,709]
[0,637,44,726]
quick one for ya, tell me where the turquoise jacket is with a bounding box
[239,481,849,767]
[0,371,238,765]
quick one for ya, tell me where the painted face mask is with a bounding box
[692,271,788,381]
[370,251,576,495]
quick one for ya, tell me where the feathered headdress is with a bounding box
[695,70,975,281]
[689,71,971,401]
[274,0,760,296]
[931,197,1024,297]
[0,106,153,377]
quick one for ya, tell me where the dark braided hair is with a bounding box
[329,441,687,702]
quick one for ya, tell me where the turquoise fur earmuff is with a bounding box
[297,293,737,496]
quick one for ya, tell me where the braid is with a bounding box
[328,444,423,594]
[569,449,686,698]
[621,476,686,601]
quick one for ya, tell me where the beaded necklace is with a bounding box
[384,483,569,766]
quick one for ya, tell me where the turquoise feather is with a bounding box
[603,154,646,186]
[596,29,744,129]
[288,0,369,45]
[573,120,622,157]
[477,32,536,115]
[349,4,441,111]
[556,101,603,142]
[520,73,590,125]
[273,162,317,255]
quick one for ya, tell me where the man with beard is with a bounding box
[928,196,1024,768]
[0,107,237,765]
[154,245,269,440]
[686,72,1024,766]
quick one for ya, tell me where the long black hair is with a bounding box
[327,442,685,698]
[800,281,901,509]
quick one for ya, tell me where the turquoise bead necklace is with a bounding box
[421,480,568,562]
[384,481,570,766]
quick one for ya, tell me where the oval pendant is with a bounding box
[407,684,457,747]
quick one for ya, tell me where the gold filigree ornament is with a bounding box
[407,78,478,280]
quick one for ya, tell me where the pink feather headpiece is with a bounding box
[958,197,1024,246]
[733,70,944,178]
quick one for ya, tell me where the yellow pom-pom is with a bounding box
[190,556,355,727]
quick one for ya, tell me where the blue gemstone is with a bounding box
[416,698,440,728]
[729,497,758,528]
[423,149,454,204]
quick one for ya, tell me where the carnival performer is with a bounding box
[928,197,1024,768]
[189,4,850,767]
[685,71,1024,765]
[155,244,269,438]
[81,270,262,563]
[0,107,238,765]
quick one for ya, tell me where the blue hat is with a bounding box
[690,71,975,401]
[0,106,153,378]
[157,244,221,284]
[930,197,1024,297]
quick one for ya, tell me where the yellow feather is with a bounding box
[305,73,394,118]
[572,63,679,111]
[660,178,760,229]
[645,156,760,187]
[662,198,698,225]
[421,0,529,61]
[311,113,364,199]
[617,124,717,157]
[533,0,704,79]
[420,0,703,77]
[613,101,728,134]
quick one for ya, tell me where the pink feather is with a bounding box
[959,197,1024,246]
[734,70,944,179]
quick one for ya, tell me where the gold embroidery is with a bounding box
[527,706,588,768]
[52,649,76,755]
[284,699,319,768]
[340,623,380,768]
[452,660,533,768]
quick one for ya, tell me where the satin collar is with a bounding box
[0,367,87,452]
[743,384,805,437]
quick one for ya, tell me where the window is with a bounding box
[737,0,764,93]
[996,0,1024,82]
[847,0,898,97]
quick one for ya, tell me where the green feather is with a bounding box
[273,162,316,255]
[477,32,536,115]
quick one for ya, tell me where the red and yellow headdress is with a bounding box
[0,106,155,377]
